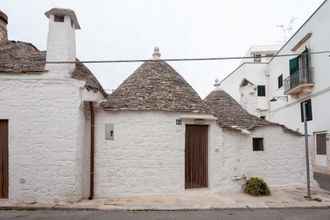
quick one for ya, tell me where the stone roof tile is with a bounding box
[204,89,301,135]
[0,40,105,95]
[102,60,211,114]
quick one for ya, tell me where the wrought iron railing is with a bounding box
[284,67,314,94]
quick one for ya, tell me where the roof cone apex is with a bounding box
[101,59,211,114]
[214,79,221,90]
[152,47,161,60]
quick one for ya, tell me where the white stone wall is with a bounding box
[94,110,309,197]
[0,75,90,202]
[223,126,308,187]
[94,110,222,198]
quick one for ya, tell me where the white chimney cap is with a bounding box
[45,8,81,29]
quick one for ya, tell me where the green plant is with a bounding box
[244,177,271,196]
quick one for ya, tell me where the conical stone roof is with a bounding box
[204,89,270,130]
[102,58,211,114]
[204,89,301,135]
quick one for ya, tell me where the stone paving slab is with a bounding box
[1,186,330,211]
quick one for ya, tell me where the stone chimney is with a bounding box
[152,47,161,60]
[0,9,8,44]
[45,8,81,76]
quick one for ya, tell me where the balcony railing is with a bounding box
[284,68,314,95]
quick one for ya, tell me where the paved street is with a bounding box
[0,208,330,220]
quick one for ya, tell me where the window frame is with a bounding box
[278,74,283,88]
[316,133,327,155]
[252,137,264,151]
[257,85,266,97]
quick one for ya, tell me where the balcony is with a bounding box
[284,68,314,97]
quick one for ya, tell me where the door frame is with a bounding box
[185,124,209,189]
[0,119,8,199]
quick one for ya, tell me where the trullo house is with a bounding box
[93,49,310,199]
[0,7,313,203]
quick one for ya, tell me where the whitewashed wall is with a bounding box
[220,1,330,175]
[94,110,310,197]
[94,110,223,198]
[267,0,330,173]
[0,75,90,203]
[212,126,309,192]
[240,127,307,186]
[219,63,269,117]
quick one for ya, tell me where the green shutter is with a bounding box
[289,56,299,75]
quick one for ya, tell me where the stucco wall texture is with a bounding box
[0,77,91,203]
[94,110,308,198]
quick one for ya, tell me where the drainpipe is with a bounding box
[88,102,95,200]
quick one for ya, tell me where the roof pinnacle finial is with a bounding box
[214,78,221,89]
[152,47,161,60]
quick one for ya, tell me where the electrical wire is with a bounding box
[44,50,330,64]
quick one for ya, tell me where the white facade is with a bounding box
[0,77,90,202]
[243,44,281,64]
[0,8,104,203]
[220,0,330,175]
[0,7,317,203]
[94,110,308,198]
[220,63,269,117]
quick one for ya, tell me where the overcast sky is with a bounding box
[1,0,324,97]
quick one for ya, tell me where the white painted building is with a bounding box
[219,0,330,178]
[92,49,310,198]
[0,7,315,203]
[0,8,105,202]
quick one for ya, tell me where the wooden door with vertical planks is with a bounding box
[185,125,208,189]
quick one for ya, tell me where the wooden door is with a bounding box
[185,125,208,189]
[0,120,8,198]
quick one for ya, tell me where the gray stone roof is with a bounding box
[0,9,8,24]
[204,89,301,135]
[0,40,105,95]
[0,41,46,73]
[102,60,211,114]
[72,59,107,96]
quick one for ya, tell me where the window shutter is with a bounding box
[289,57,299,76]
[316,133,327,155]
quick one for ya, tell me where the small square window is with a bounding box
[316,133,327,155]
[257,85,266,97]
[278,74,283,88]
[253,138,264,151]
[54,15,65,22]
